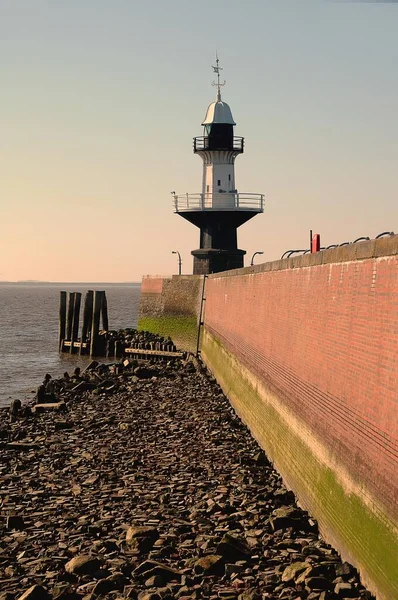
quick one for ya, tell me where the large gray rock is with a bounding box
[17,586,51,600]
[134,560,182,583]
[269,506,312,532]
[334,582,359,597]
[64,554,102,575]
[194,555,225,575]
[217,533,251,561]
[281,561,310,582]
[126,526,159,553]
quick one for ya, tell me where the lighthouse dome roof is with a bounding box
[202,99,236,126]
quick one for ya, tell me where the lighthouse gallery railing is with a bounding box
[193,136,244,152]
[173,193,264,213]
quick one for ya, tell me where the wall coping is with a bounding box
[142,275,172,279]
[208,235,398,279]
[142,274,204,282]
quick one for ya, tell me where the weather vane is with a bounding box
[212,53,226,100]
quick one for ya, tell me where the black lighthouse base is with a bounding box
[192,248,246,275]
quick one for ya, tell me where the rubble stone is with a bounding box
[0,342,373,600]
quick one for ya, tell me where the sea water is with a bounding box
[0,283,141,407]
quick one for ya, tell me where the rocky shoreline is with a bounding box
[0,333,373,600]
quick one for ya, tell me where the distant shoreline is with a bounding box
[0,281,141,286]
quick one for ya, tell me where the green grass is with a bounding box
[138,316,199,354]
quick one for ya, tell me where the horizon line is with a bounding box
[0,280,142,285]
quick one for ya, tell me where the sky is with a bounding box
[0,0,397,282]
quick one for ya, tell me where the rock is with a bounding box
[334,582,359,597]
[238,591,261,600]
[194,555,225,575]
[217,534,251,561]
[225,563,245,576]
[6,515,25,530]
[252,451,268,466]
[0,346,372,600]
[125,587,139,599]
[335,562,354,579]
[269,506,312,531]
[295,567,314,584]
[10,399,22,416]
[54,420,74,430]
[281,561,311,582]
[105,571,128,589]
[65,554,102,575]
[51,584,81,600]
[71,381,98,392]
[126,526,159,553]
[91,572,127,596]
[145,574,164,587]
[33,402,66,414]
[133,366,155,379]
[17,586,51,600]
[305,576,332,590]
[273,488,295,504]
[82,360,99,372]
[134,560,182,583]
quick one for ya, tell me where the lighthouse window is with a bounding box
[207,185,210,192]
[217,179,221,186]
[228,174,231,181]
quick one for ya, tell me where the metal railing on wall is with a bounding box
[281,231,395,260]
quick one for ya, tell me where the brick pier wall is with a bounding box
[138,237,398,599]
[201,236,398,600]
[138,275,203,353]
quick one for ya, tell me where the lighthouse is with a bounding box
[173,56,264,275]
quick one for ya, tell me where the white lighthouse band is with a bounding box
[173,57,264,215]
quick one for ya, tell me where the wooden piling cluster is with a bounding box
[58,290,185,361]
[59,290,108,357]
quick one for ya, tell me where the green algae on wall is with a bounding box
[201,328,398,600]
[138,316,199,354]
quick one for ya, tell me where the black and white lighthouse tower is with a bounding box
[173,57,264,275]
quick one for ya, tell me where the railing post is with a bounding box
[201,194,204,210]
[236,193,239,208]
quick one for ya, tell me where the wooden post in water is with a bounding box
[114,340,122,359]
[90,291,102,357]
[66,292,75,342]
[70,292,82,354]
[80,290,94,354]
[58,291,67,351]
[100,290,109,331]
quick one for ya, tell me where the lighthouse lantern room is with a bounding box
[173,56,264,275]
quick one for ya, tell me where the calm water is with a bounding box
[0,283,141,408]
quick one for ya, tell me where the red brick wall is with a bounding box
[141,276,165,295]
[204,241,398,522]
